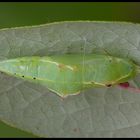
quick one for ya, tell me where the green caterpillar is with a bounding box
[0,54,139,97]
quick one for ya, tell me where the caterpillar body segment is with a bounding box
[0,54,138,97]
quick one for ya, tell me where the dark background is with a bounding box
[0,2,139,138]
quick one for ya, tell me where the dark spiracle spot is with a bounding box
[22,75,24,78]
[106,84,112,87]
[91,81,95,84]
[33,77,36,80]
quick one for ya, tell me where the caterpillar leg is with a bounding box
[118,82,140,93]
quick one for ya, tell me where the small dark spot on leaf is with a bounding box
[33,77,36,80]
[22,75,24,78]
[73,128,80,132]
[73,128,77,132]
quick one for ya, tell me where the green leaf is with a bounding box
[0,21,140,137]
